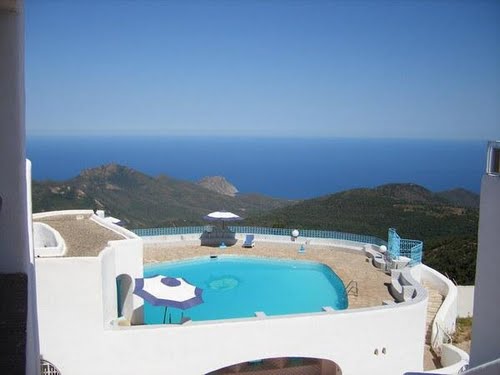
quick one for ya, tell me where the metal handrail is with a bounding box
[432,320,453,352]
[346,280,358,297]
[40,358,62,375]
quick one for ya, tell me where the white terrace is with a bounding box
[33,211,468,375]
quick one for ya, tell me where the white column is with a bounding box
[470,142,500,367]
[0,0,28,273]
[0,1,40,374]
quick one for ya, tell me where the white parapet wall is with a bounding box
[414,264,458,352]
[142,233,367,253]
[33,222,67,257]
[420,344,470,374]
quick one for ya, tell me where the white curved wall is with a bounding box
[417,264,458,351]
[33,222,66,257]
[421,344,469,374]
[37,281,427,375]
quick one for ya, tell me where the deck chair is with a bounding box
[242,234,255,248]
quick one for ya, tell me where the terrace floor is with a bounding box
[144,240,394,309]
[34,214,125,257]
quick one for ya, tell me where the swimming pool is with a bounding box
[143,256,348,324]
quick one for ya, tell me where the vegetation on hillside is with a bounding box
[32,164,292,228]
[246,184,479,285]
[32,166,479,285]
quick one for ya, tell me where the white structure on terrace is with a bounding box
[29,207,471,375]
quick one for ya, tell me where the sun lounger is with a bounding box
[242,234,255,248]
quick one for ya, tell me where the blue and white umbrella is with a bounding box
[134,275,203,323]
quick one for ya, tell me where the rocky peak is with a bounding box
[79,164,135,179]
[197,176,238,197]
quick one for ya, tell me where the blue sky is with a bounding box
[25,1,499,139]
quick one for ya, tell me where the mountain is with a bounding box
[246,183,479,284]
[32,169,479,284]
[32,164,292,228]
[197,176,238,197]
[436,188,480,208]
[246,183,477,239]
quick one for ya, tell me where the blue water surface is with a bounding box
[143,256,348,324]
[27,136,486,199]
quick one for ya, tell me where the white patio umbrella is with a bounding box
[203,211,243,229]
[134,275,203,324]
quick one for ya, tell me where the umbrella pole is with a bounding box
[163,307,168,324]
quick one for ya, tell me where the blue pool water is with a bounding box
[143,256,348,324]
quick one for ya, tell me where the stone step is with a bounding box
[421,283,445,345]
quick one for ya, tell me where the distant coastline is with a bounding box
[27,136,486,199]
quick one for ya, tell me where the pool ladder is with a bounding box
[346,280,358,297]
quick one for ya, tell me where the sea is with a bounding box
[27,137,487,199]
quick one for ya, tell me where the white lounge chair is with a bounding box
[242,234,255,248]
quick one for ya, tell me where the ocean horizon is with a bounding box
[27,136,487,199]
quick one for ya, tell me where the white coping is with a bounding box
[33,209,95,219]
[90,214,139,240]
[33,222,67,257]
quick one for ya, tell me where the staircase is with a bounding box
[423,282,445,345]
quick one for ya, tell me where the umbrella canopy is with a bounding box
[203,211,243,221]
[134,275,203,310]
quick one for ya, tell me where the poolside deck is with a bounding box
[144,240,394,309]
[145,240,444,371]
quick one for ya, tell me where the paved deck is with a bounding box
[144,240,394,309]
[145,240,444,371]
[34,214,125,257]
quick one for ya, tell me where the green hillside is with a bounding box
[246,183,479,284]
[32,164,292,228]
[32,166,479,284]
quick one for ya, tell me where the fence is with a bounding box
[388,228,423,265]
[133,226,205,237]
[133,226,387,247]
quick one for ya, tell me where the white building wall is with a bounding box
[26,160,41,375]
[38,281,427,375]
[36,257,105,373]
[457,286,475,318]
[103,238,144,324]
[0,2,40,373]
[470,174,500,367]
